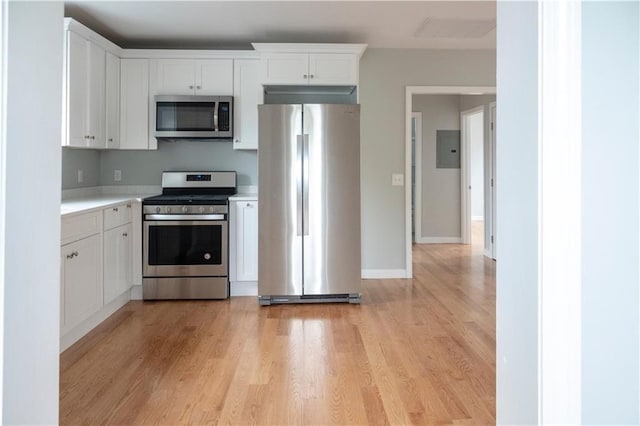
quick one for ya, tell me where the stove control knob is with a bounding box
[199,206,205,213]
[166,207,172,213]
[155,207,161,214]
[181,206,188,213]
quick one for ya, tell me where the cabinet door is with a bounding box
[155,59,196,95]
[196,60,233,95]
[105,52,120,149]
[261,53,309,85]
[233,60,261,150]
[66,31,89,147]
[236,201,258,281]
[62,234,102,333]
[120,59,151,150]
[308,54,357,85]
[104,224,132,305]
[87,41,106,148]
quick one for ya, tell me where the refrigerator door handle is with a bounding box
[296,135,303,236]
[302,134,310,236]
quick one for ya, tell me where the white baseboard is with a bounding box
[130,285,143,300]
[361,269,408,279]
[230,281,258,296]
[60,290,130,352]
[472,216,484,221]
[416,237,462,244]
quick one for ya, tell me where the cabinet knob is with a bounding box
[113,207,119,212]
[246,203,252,207]
[189,85,194,89]
[126,204,131,208]
[310,74,315,79]
[66,251,78,259]
[303,74,308,79]
[84,135,90,139]
[108,138,113,142]
[196,85,201,89]
[122,232,128,237]
[90,136,95,140]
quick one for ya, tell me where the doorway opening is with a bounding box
[404,86,496,277]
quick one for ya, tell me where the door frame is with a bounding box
[489,101,497,259]
[404,86,495,277]
[460,105,485,245]
[411,112,423,243]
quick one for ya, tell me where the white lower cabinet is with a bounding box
[103,223,132,305]
[61,233,102,334]
[230,199,258,293]
[60,200,138,351]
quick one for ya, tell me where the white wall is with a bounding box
[496,1,539,424]
[359,49,496,270]
[412,94,461,239]
[581,1,639,423]
[469,112,484,220]
[3,2,63,423]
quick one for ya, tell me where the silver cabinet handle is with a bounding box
[302,134,309,236]
[66,251,78,259]
[213,103,219,131]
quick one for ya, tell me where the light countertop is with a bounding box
[61,193,159,217]
[229,193,258,201]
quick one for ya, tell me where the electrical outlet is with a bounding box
[391,173,404,186]
[114,170,122,182]
[77,169,83,183]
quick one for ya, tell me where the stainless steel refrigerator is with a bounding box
[258,104,361,305]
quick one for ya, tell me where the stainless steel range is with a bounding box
[142,171,236,300]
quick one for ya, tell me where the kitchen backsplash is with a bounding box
[62,141,257,190]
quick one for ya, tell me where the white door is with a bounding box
[308,54,357,85]
[62,234,102,333]
[261,53,309,85]
[105,52,120,149]
[197,60,233,95]
[87,41,105,148]
[236,201,258,281]
[155,59,196,95]
[66,31,88,147]
[233,59,261,150]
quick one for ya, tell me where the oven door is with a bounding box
[144,218,228,277]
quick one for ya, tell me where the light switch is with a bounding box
[391,173,404,186]
[114,170,122,182]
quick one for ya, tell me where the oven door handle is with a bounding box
[145,214,226,221]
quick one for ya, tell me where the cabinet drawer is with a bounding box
[61,211,101,245]
[103,202,133,230]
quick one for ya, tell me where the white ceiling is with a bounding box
[64,1,496,50]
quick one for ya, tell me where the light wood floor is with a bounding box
[60,244,496,425]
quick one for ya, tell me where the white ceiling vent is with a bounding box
[414,18,496,39]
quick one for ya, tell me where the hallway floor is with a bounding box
[60,244,496,425]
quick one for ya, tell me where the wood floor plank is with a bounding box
[60,243,496,425]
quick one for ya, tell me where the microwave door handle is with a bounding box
[213,102,219,131]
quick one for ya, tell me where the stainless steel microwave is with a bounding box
[154,95,233,139]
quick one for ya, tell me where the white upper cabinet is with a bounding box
[261,54,309,85]
[120,59,153,150]
[65,31,106,148]
[233,59,262,150]
[308,54,358,85]
[253,44,367,86]
[154,59,233,95]
[105,52,120,149]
